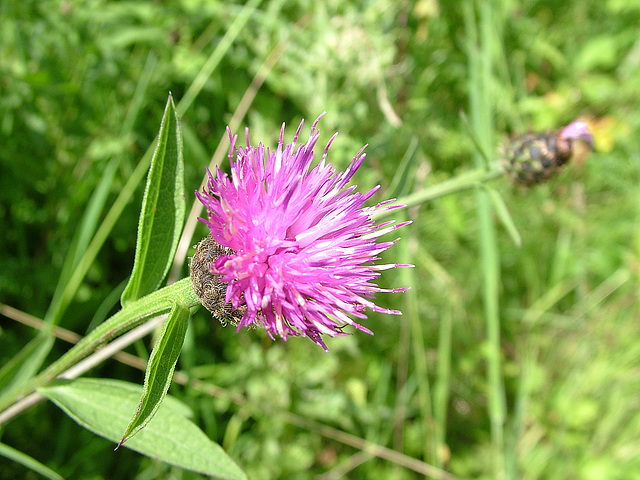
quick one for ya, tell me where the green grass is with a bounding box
[1,0,640,479]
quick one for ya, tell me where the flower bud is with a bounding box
[500,120,594,186]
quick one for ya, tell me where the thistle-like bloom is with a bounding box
[194,115,409,351]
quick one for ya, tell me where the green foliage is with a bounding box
[120,303,190,447]
[121,94,184,306]
[1,0,639,479]
[39,378,246,480]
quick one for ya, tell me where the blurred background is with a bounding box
[1,0,639,479]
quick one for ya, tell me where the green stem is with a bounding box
[373,167,503,220]
[0,278,200,415]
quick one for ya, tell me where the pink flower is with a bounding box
[560,120,594,148]
[195,115,409,350]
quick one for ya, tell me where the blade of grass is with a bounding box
[434,302,454,464]
[393,228,412,452]
[464,1,507,477]
[0,336,49,400]
[389,142,419,455]
[414,243,461,469]
[387,136,419,199]
[504,344,536,479]
[482,185,522,248]
[0,442,64,480]
[175,0,263,117]
[399,232,437,466]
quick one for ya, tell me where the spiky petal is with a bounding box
[193,115,410,351]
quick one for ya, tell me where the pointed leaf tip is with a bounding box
[484,186,522,248]
[121,95,185,306]
[119,303,190,446]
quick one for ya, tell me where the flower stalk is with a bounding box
[0,278,199,418]
[375,167,504,220]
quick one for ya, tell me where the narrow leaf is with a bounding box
[0,334,54,404]
[121,94,185,306]
[483,185,522,248]
[0,441,64,480]
[387,136,418,199]
[119,303,190,446]
[39,378,246,480]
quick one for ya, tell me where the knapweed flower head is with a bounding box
[500,119,594,186]
[193,114,410,351]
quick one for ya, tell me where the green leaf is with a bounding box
[119,303,190,447]
[0,441,64,480]
[483,185,522,248]
[39,378,246,480]
[121,94,185,307]
[387,136,418,199]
